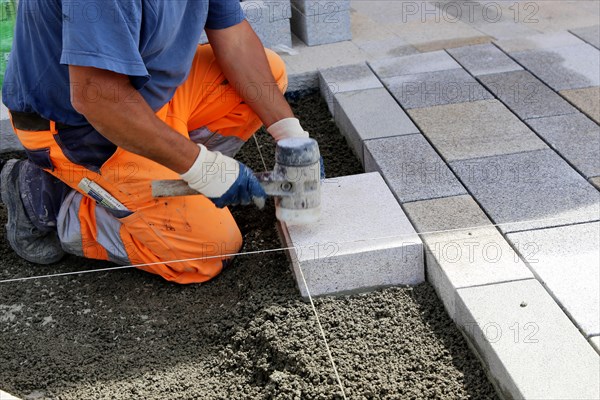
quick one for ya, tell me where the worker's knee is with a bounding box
[265,48,288,93]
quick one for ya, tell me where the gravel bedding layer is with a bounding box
[0,93,497,399]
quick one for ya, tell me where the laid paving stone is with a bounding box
[456,279,600,400]
[446,44,523,76]
[511,44,600,91]
[354,36,419,60]
[364,134,467,203]
[383,69,494,109]
[479,70,576,120]
[369,50,461,79]
[408,100,546,162]
[290,3,351,46]
[527,113,600,178]
[278,172,424,298]
[283,37,366,92]
[333,88,419,164]
[318,63,383,116]
[494,31,586,53]
[590,176,600,191]
[450,149,600,233]
[507,222,600,337]
[570,25,600,49]
[403,195,533,319]
[560,86,600,124]
[591,336,600,354]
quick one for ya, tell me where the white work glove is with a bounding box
[180,144,267,209]
[267,117,310,142]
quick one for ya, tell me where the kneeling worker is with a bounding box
[1,1,313,283]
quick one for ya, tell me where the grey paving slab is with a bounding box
[283,37,366,92]
[243,1,292,48]
[479,70,577,120]
[527,113,600,178]
[512,44,600,91]
[278,172,424,298]
[570,25,600,49]
[590,176,600,191]
[384,69,494,109]
[354,37,419,60]
[290,4,351,46]
[318,63,383,116]
[560,86,600,124]
[450,149,600,233]
[333,88,419,164]
[507,222,600,337]
[408,100,547,162]
[291,0,349,15]
[243,0,291,21]
[494,31,586,53]
[364,134,467,203]
[369,50,461,79]
[446,44,523,76]
[404,195,533,319]
[456,280,600,400]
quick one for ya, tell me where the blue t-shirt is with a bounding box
[2,0,244,126]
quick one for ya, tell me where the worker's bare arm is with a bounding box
[206,20,294,128]
[69,65,199,174]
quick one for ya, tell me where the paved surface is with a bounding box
[283,1,600,398]
[2,1,600,398]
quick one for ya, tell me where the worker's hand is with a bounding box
[180,144,267,209]
[267,118,310,142]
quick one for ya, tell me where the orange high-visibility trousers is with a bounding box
[11,44,288,283]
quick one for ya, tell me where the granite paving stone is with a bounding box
[278,172,424,298]
[527,113,600,178]
[403,195,533,319]
[590,177,600,191]
[511,44,600,91]
[318,63,383,115]
[364,134,467,203]
[494,31,586,53]
[333,88,419,164]
[408,100,547,161]
[450,149,600,233]
[282,38,366,92]
[383,69,494,109]
[290,3,351,46]
[446,44,523,76]
[456,280,600,400]
[570,25,600,49]
[479,70,577,120]
[560,86,600,124]
[369,50,461,79]
[381,18,491,52]
[507,222,600,337]
[242,0,292,47]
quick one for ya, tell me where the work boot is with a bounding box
[0,159,65,264]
